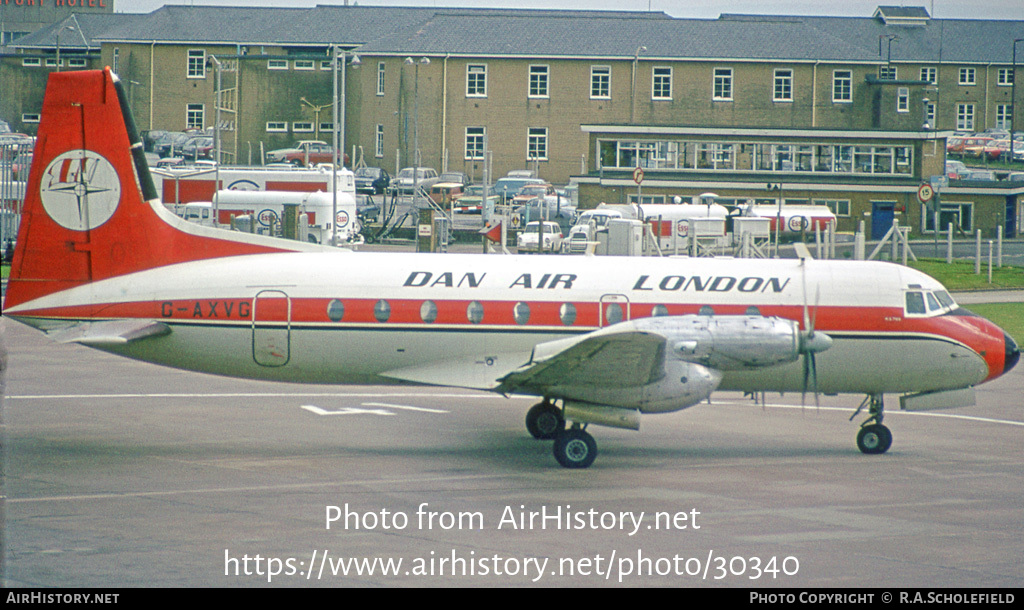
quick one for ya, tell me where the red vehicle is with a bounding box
[265,140,337,166]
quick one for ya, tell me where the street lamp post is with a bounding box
[331,47,360,246]
[405,56,430,210]
[1012,39,1024,136]
[54,24,75,72]
[630,45,646,124]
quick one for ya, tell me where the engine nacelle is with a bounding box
[549,359,721,415]
[633,315,804,370]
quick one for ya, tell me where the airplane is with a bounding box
[4,69,1020,468]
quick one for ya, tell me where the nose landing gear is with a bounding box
[851,394,892,454]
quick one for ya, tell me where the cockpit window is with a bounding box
[905,292,927,315]
[905,290,956,316]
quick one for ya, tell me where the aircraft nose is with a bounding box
[1005,332,1020,375]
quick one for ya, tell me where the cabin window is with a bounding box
[604,303,624,325]
[420,301,438,324]
[467,301,484,324]
[327,299,345,322]
[513,302,531,325]
[559,303,577,326]
[374,300,391,322]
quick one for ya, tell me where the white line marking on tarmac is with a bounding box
[713,401,1024,427]
[7,391,515,401]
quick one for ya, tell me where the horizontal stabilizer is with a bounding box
[48,319,171,346]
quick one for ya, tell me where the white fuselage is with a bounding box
[9,251,991,397]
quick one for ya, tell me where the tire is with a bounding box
[553,429,597,469]
[526,402,563,440]
[857,424,892,454]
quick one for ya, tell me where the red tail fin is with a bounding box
[5,68,300,311]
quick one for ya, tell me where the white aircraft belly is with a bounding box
[720,334,988,395]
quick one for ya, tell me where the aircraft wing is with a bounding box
[496,330,665,395]
[47,319,172,346]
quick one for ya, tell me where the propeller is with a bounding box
[798,258,832,406]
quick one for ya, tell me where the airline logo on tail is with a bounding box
[40,150,120,231]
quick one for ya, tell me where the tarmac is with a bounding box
[1,315,1022,588]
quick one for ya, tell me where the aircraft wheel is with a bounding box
[856,424,892,454]
[553,428,597,469]
[526,401,563,440]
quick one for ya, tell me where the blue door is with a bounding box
[1006,196,1017,239]
[871,202,895,240]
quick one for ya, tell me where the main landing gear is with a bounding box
[851,394,893,454]
[525,399,597,469]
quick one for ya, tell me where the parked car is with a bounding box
[960,136,997,159]
[428,182,465,208]
[944,131,971,155]
[353,166,391,194]
[961,169,997,181]
[945,159,968,180]
[393,167,439,194]
[266,140,335,166]
[493,176,544,200]
[180,136,214,160]
[516,220,563,253]
[453,185,497,214]
[153,131,192,157]
[437,171,469,186]
[1011,139,1024,163]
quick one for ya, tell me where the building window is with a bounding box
[527,128,548,161]
[292,122,314,133]
[773,69,793,101]
[817,199,851,217]
[375,125,384,158]
[897,87,909,113]
[266,122,287,132]
[956,103,975,130]
[112,48,119,74]
[465,127,485,160]
[187,49,206,78]
[878,65,897,80]
[293,60,314,71]
[832,70,852,102]
[997,68,1014,86]
[267,59,288,70]
[467,64,487,97]
[713,68,733,100]
[376,62,386,96]
[591,65,610,99]
[529,65,549,98]
[320,60,332,70]
[920,67,937,84]
[44,58,62,67]
[318,122,333,134]
[68,58,87,68]
[22,114,41,123]
[996,105,1012,129]
[652,67,672,100]
[22,57,41,67]
[959,67,976,85]
[925,102,936,127]
[186,104,204,129]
